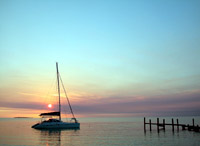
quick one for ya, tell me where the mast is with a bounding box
[56,62,61,121]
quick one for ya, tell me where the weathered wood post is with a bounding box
[188,124,191,131]
[157,118,159,133]
[196,125,199,132]
[177,119,179,131]
[149,119,152,131]
[172,118,174,132]
[192,118,194,127]
[144,117,146,132]
[163,119,165,131]
[182,125,186,130]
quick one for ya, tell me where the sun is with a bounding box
[48,104,52,108]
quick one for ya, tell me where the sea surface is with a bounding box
[0,116,200,146]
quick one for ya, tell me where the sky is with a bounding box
[0,0,200,118]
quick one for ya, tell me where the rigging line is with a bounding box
[59,73,75,119]
[47,73,58,111]
[61,89,71,122]
[40,72,57,111]
[59,84,68,121]
[63,99,70,122]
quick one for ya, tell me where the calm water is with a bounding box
[0,117,200,146]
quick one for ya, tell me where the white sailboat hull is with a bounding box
[32,121,80,129]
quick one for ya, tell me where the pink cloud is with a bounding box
[0,89,200,117]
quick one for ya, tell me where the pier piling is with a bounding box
[172,119,174,132]
[195,125,199,132]
[193,118,194,127]
[177,119,179,131]
[149,119,152,131]
[157,118,159,133]
[163,119,165,131]
[182,125,186,130]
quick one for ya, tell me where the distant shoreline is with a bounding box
[14,117,32,118]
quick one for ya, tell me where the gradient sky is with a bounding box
[0,0,200,118]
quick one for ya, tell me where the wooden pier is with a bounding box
[144,117,200,133]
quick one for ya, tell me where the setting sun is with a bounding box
[48,104,52,108]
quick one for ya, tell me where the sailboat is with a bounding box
[32,63,80,129]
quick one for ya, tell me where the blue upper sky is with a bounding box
[0,0,200,117]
